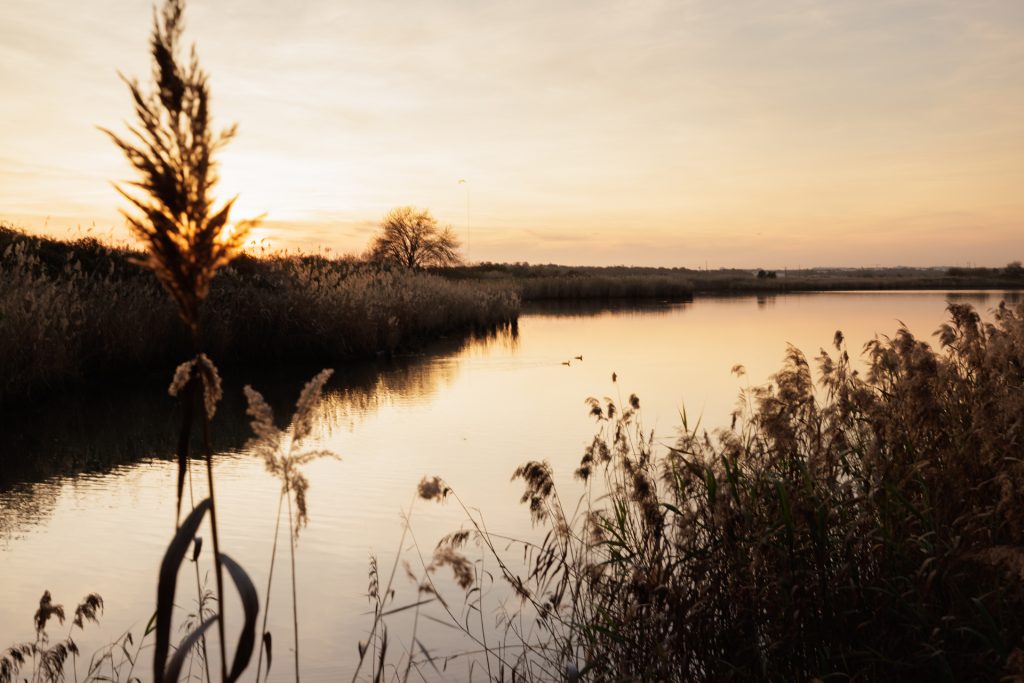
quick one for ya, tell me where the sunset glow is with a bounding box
[2,0,1022,266]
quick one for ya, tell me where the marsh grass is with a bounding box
[0,591,134,683]
[447,262,1024,300]
[0,225,519,405]
[393,300,1024,681]
[243,369,337,683]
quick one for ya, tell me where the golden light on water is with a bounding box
[2,291,1016,680]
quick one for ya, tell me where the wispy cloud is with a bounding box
[1,0,1022,266]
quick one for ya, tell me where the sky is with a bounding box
[1,0,1022,268]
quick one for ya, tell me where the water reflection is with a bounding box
[0,482,61,545]
[0,325,516,490]
[0,293,1020,682]
[945,290,1022,304]
[522,297,691,318]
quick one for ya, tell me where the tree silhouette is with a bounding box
[368,207,461,268]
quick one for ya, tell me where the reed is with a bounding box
[0,592,115,683]
[243,370,336,683]
[408,300,1024,681]
[101,1,263,681]
[0,225,519,405]
[444,262,1024,299]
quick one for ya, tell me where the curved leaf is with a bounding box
[220,552,260,682]
[162,617,217,683]
[263,631,272,676]
[154,498,211,683]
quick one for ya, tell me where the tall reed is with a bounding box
[0,592,113,683]
[104,1,261,681]
[408,301,1024,681]
[0,226,519,405]
[243,370,336,683]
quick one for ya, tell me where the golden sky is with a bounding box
[1,0,1022,267]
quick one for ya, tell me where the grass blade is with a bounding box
[220,552,260,683]
[162,617,218,683]
[262,632,272,678]
[155,498,211,683]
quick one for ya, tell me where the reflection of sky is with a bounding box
[0,292,1015,680]
[2,1,1024,266]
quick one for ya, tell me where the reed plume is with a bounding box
[103,3,262,682]
[0,592,105,683]
[101,0,255,341]
[244,369,337,683]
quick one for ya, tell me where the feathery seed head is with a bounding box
[104,0,257,336]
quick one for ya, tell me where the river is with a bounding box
[1,290,1018,681]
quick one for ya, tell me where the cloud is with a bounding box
[1,0,1022,266]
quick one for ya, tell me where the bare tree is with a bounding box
[368,207,461,268]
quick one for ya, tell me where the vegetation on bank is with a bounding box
[6,218,1021,403]
[443,261,1024,297]
[394,299,1024,681]
[0,224,518,403]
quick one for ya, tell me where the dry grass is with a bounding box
[0,592,129,683]
[402,300,1024,681]
[445,262,1024,300]
[0,225,519,404]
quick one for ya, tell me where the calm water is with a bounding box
[1,291,1018,681]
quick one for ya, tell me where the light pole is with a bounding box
[458,178,470,263]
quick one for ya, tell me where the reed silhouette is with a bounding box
[0,592,112,683]
[104,1,262,681]
[99,0,256,343]
[0,224,519,405]
[399,301,1024,681]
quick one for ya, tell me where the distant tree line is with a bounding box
[947,261,1023,278]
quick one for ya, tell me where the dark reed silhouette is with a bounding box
[104,2,262,682]
[0,592,115,683]
[401,301,1024,681]
[0,224,519,405]
[99,0,256,342]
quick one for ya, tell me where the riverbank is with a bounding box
[441,261,1024,296]
[0,226,519,403]
[5,225,1021,403]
